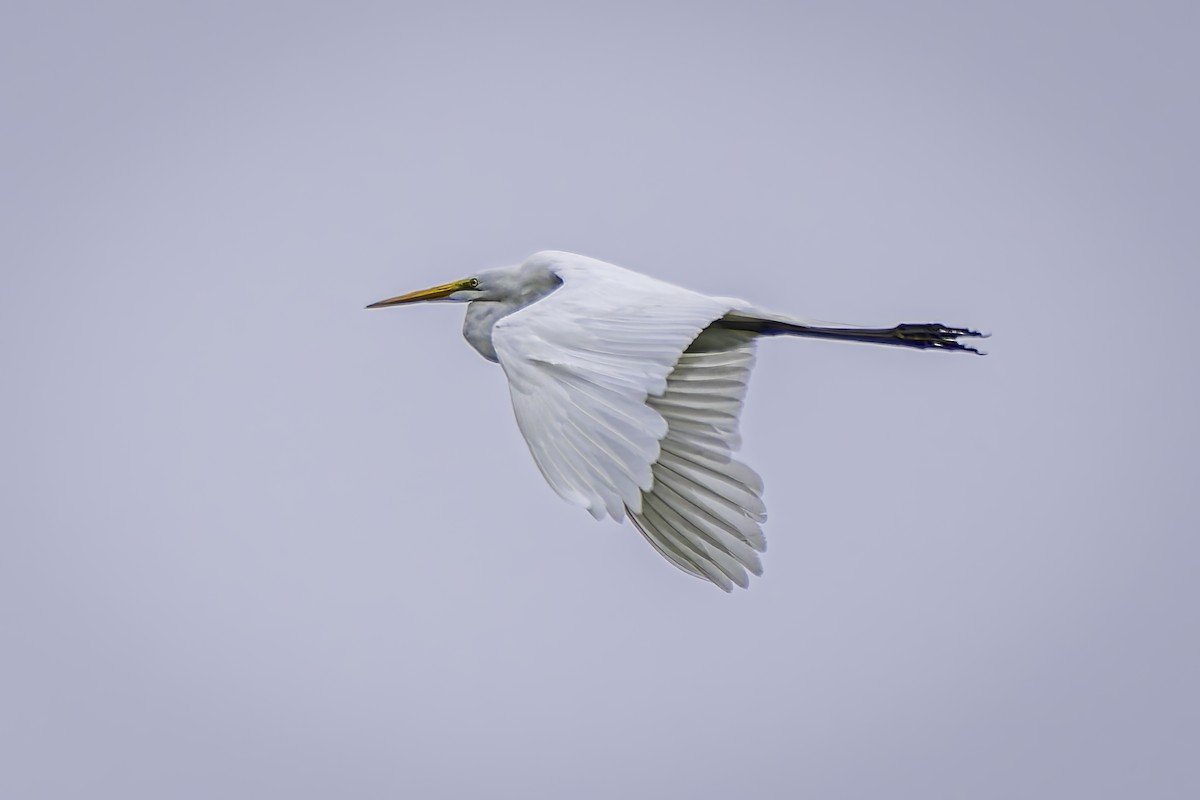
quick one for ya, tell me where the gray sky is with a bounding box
[3,1,1197,798]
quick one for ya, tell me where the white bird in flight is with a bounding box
[368,251,982,591]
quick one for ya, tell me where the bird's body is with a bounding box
[369,251,982,590]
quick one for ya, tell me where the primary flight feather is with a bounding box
[368,250,982,591]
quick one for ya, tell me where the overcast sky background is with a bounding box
[3,2,1197,798]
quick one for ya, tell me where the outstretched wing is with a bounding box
[492,252,767,590]
[492,253,732,519]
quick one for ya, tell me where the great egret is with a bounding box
[368,251,982,590]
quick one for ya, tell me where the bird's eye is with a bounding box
[468,278,480,288]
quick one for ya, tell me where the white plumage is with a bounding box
[368,250,982,590]
[493,256,764,589]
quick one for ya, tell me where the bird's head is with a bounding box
[366,261,562,310]
[365,276,483,308]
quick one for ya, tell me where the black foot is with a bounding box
[892,323,987,354]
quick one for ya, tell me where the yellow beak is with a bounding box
[365,278,475,309]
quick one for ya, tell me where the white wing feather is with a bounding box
[628,327,766,591]
[493,252,769,589]
[493,253,733,517]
